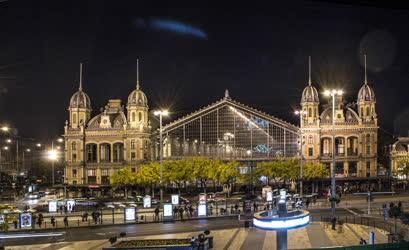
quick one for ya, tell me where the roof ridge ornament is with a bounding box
[224,89,231,100]
[79,63,83,91]
[136,58,140,90]
[364,53,367,85]
[308,56,311,86]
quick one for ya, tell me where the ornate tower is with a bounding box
[300,56,320,127]
[357,54,377,124]
[127,59,149,131]
[68,63,92,129]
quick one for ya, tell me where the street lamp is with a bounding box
[323,89,343,218]
[0,146,9,174]
[22,148,31,175]
[153,109,169,204]
[47,144,59,186]
[36,143,42,148]
[294,110,307,196]
[1,126,9,132]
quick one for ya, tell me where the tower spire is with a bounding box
[79,63,83,91]
[308,56,311,86]
[136,58,140,90]
[364,53,367,84]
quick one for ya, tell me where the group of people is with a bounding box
[172,204,195,220]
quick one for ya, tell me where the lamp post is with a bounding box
[323,89,343,218]
[154,109,169,204]
[48,142,58,186]
[294,110,307,196]
[0,146,9,175]
[22,148,31,175]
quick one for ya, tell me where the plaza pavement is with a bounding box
[4,222,389,250]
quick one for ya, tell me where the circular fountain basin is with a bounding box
[253,210,310,230]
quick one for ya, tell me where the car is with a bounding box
[28,193,39,199]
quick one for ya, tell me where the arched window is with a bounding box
[308,136,314,144]
[132,112,136,122]
[366,134,371,143]
[313,108,316,118]
[366,106,370,116]
[308,107,312,117]
[131,140,135,150]
[139,112,142,121]
[72,142,76,150]
[73,113,77,124]
[360,107,364,116]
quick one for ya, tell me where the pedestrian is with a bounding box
[209,204,213,216]
[13,219,18,229]
[63,216,68,227]
[51,216,55,227]
[306,199,310,209]
[189,205,194,218]
[154,206,160,221]
[331,216,337,230]
[253,202,258,212]
[64,205,68,214]
[184,206,189,218]
[234,204,239,214]
[178,206,184,220]
[173,205,178,219]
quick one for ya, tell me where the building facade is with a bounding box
[389,137,409,179]
[299,67,378,177]
[64,67,151,186]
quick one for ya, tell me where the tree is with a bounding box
[164,159,193,194]
[256,158,300,190]
[303,162,329,193]
[218,161,240,196]
[111,167,137,199]
[190,157,212,193]
[137,162,160,196]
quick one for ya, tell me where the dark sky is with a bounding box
[0,0,408,142]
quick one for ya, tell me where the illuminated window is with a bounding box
[131,140,135,149]
[101,169,109,176]
[72,169,77,178]
[139,112,142,121]
[308,148,313,156]
[72,142,76,150]
[73,114,77,124]
[72,153,77,162]
[308,136,313,144]
[132,112,135,122]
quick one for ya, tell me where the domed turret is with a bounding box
[127,83,148,107]
[70,89,91,109]
[300,57,320,127]
[127,59,149,130]
[68,63,92,128]
[301,85,319,103]
[357,83,375,103]
[357,54,377,123]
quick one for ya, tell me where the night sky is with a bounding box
[0,1,408,143]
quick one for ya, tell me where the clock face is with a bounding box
[103,119,108,124]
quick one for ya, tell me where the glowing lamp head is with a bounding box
[246,150,252,155]
[26,148,31,152]
[1,126,9,132]
[48,150,58,161]
[57,138,64,143]
[154,110,169,116]
[323,90,331,96]
[6,139,11,143]
[36,143,42,147]
[3,146,9,150]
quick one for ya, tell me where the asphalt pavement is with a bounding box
[0,208,357,247]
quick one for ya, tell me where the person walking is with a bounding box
[154,206,160,221]
[178,206,184,220]
[63,216,68,227]
[50,216,55,227]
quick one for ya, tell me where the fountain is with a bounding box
[253,189,310,250]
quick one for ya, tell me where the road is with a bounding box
[0,208,355,247]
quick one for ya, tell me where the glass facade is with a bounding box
[159,100,299,160]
